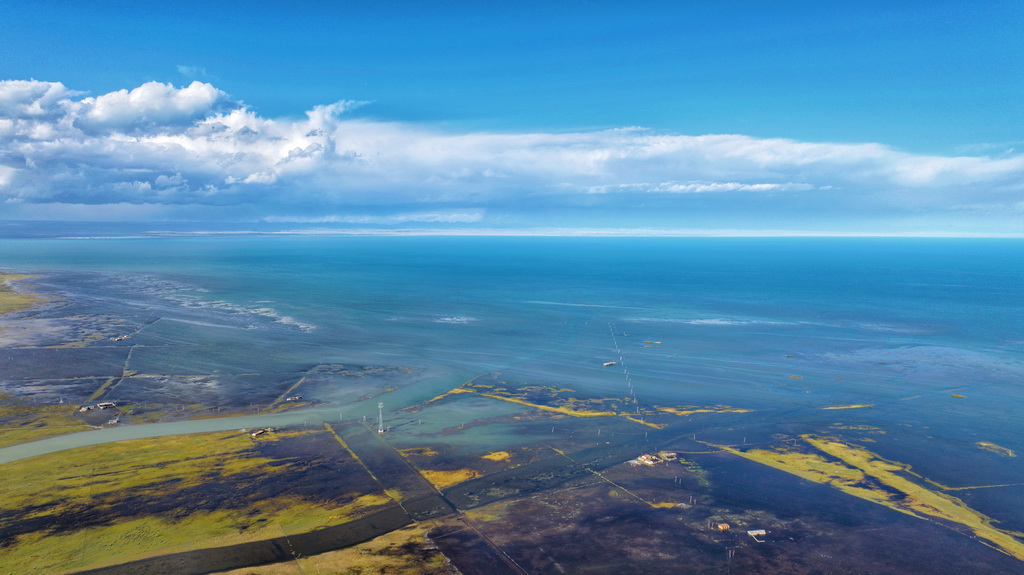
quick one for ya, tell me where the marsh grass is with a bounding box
[0,273,39,315]
[420,468,482,490]
[0,394,94,448]
[976,441,1016,457]
[424,378,750,430]
[210,523,453,575]
[715,435,1024,561]
[0,428,393,573]
[480,451,510,462]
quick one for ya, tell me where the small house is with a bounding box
[637,454,661,466]
[657,451,678,461]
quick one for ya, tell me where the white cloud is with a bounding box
[0,164,15,186]
[0,80,76,119]
[0,79,1022,230]
[71,81,229,133]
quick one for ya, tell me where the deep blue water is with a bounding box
[4,236,1021,351]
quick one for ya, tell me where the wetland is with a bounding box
[1,236,1023,573]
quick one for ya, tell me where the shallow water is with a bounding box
[2,236,1023,545]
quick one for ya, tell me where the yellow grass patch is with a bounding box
[473,391,616,418]
[0,432,276,511]
[805,436,1024,560]
[976,442,1016,458]
[400,447,439,457]
[621,415,666,429]
[656,405,754,416]
[212,523,451,575]
[420,468,481,490]
[0,428,392,573]
[0,273,40,315]
[4,497,376,574]
[726,445,875,497]
[422,379,740,430]
[481,450,511,462]
[713,435,1024,561]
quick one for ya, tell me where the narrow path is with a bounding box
[547,443,654,508]
[362,420,529,575]
[88,345,137,402]
[268,377,306,410]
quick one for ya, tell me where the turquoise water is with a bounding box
[2,237,1023,510]
[3,236,1022,401]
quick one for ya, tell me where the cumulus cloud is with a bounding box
[72,81,230,133]
[0,80,78,119]
[0,79,1022,230]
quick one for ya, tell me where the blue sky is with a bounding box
[1,1,1022,234]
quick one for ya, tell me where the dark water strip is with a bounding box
[341,423,443,504]
[445,439,646,510]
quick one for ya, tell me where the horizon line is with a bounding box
[36,229,1024,240]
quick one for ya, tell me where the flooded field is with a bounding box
[2,238,1023,572]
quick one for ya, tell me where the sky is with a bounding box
[0,1,1022,235]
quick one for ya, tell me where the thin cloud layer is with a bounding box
[1,79,1022,231]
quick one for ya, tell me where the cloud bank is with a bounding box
[1,79,1022,232]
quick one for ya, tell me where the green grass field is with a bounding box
[0,428,392,573]
[0,273,39,315]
